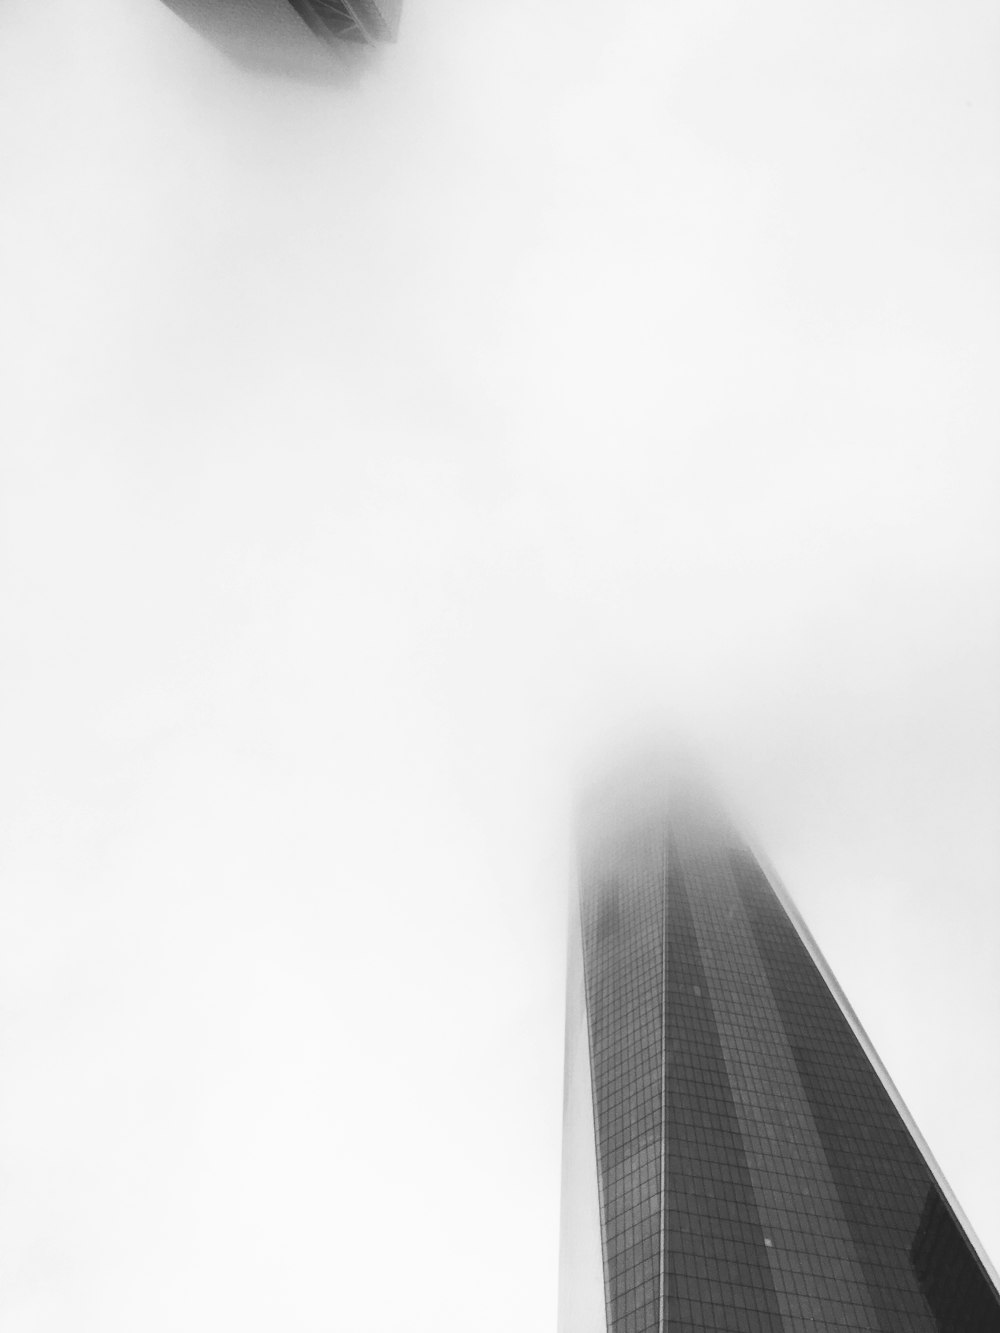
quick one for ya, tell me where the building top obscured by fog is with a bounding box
[160,0,400,81]
[291,0,401,44]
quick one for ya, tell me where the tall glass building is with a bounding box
[559,769,1000,1332]
[289,0,401,44]
[160,0,400,73]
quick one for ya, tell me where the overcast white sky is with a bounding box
[1,0,998,1328]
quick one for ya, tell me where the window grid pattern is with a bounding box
[673,820,880,1330]
[576,792,1000,1332]
[734,847,1000,1333]
[666,848,786,1332]
[581,828,665,1333]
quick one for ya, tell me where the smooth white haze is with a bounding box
[1,1,998,1328]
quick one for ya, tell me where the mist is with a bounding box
[1,0,998,1328]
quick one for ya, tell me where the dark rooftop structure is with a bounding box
[290,0,401,44]
[160,0,400,80]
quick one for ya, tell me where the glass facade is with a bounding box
[562,781,1000,1333]
[159,0,400,73]
[291,0,401,43]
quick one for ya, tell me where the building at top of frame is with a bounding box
[290,0,400,44]
[159,0,401,81]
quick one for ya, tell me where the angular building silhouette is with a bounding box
[559,768,1000,1332]
[289,0,400,43]
[159,0,400,79]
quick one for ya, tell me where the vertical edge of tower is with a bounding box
[750,838,1000,1299]
[558,884,609,1333]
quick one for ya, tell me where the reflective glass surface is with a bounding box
[581,828,666,1331]
[577,794,1000,1333]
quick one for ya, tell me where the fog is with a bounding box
[1,0,998,1327]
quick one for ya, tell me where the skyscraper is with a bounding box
[160,0,400,76]
[559,768,1000,1332]
[290,0,401,44]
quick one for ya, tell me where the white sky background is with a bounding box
[1,0,998,1327]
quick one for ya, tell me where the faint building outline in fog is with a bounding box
[560,763,1000,1331]
[158,0,400,80]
